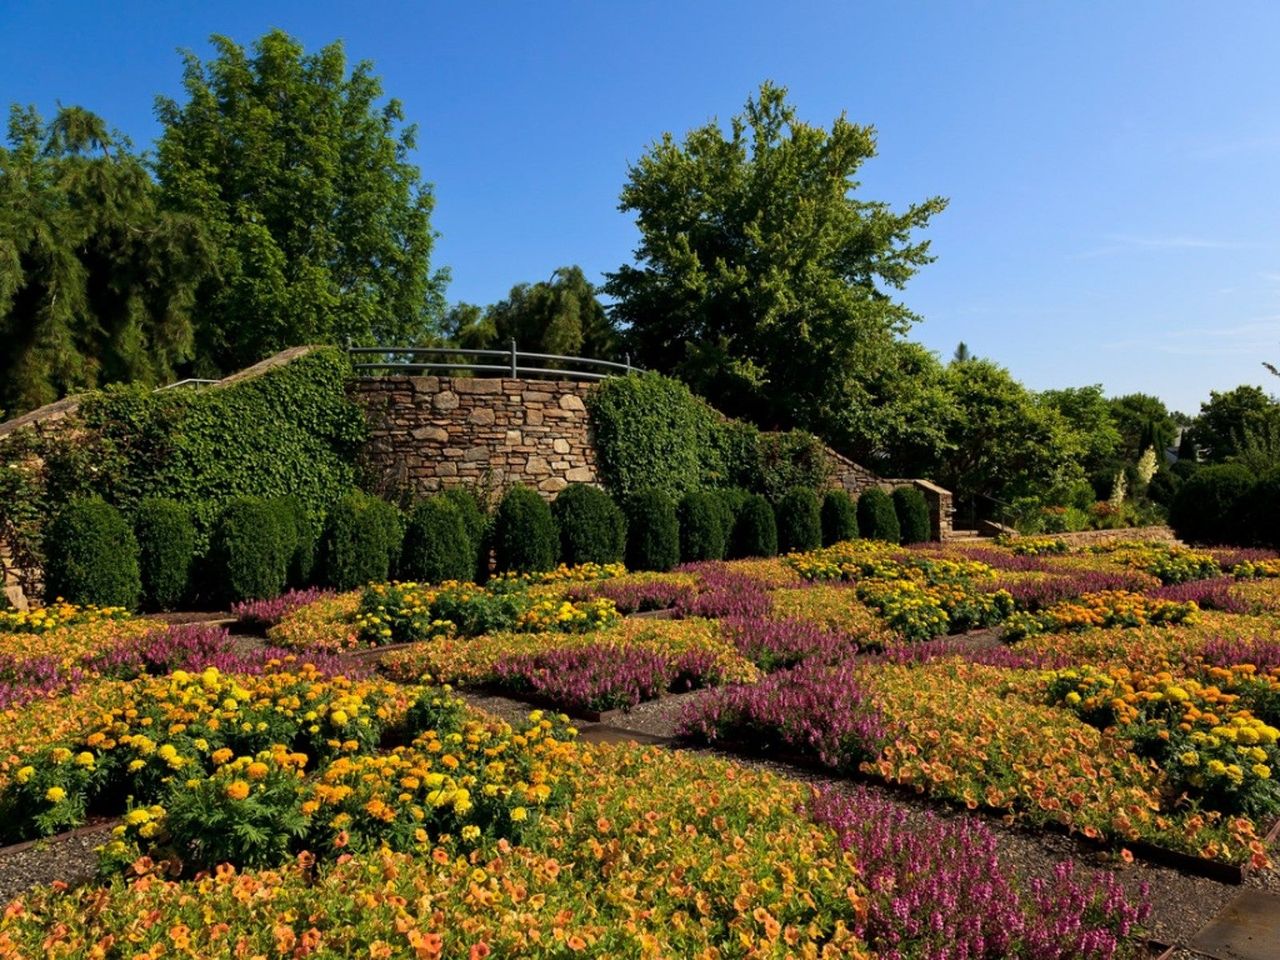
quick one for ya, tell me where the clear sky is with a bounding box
[2,0,1278,414]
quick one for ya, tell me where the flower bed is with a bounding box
[0,665,421,843]
[267,591,362,653]
[232,588,336,629]
[1003,590,1198,640]
[567,571,699,612]
[0,601,131,634]
[378,617,757,688]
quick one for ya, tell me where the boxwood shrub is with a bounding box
[210,497,289,603]
[493,485,558,574]
[552,484,625,565]
[624,489,680,572]
[821,489,858,545]
[731,494,778,559]
[678,491,727,562]
[273,495,318,587]
[321,492,402,589]
[44,497,141,609]
[857,487,901,543]
[892,486,932,544]
[775,487,822,554]
[402,497,474,584]
[133,498,195,610]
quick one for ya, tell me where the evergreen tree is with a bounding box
[0,106,210,414]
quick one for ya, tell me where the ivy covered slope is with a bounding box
[1,347,366,563]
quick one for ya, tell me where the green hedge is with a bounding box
[1169,464,1255,545]
[758,432,833,503]
[857,487,900,543]
[624,489,680,572]
[440,487,489,580]
[892,486,932,544]
[588,373,724,497]
[493,485,558,574]
[731,494,778,559]
[210,497,289,603]
[552,484,625,565]
[44,497,141,608]
[775,487,822,553]
[401,497,473,583]
[133,498,195,610]
[821,489,858,545]
[679,491,727,562]
[49,347,365,552]
[321,492,403,589]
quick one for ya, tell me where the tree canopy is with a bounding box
[605,82,947,455]
[444,265,618,358]
[154,30,447,375]
[1189,384,1280,463]
[0,106,210,414]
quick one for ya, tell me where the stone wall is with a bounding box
[351,377,601,501]
[1038,525,1179,547]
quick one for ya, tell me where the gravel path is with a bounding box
[0,824,115,903]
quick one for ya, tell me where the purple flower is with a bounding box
[809,787,1150,959]
[1150,577,1249,614]
[572,578,698,614]
[678,661,886,771]
[992,571,1155,611]
[492,643,675,713]
[721,615,859,671]
[232,588,335,628]
[674,563,773,619]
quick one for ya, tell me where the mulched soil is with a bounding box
[0,824,115,904]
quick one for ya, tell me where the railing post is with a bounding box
[510,339,518,378]
[625,352,631,373]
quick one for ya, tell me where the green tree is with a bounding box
[0,106,210,414]
[1039,385,1122,482]
[155,30,447,375]
[605,82,947,455]
[934,358,1084,514]
[1108,394,1178,463]
[447,266,618,358]
[1189,385,1280,463]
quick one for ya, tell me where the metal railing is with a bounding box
[156,378,220,391]
[348,341,638,381]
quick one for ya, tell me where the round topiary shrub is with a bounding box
[133,498,195,610]
[709,488,748,545]
[553,484,626,565]
[624,489,681,572]
[321,492,398,590]
[857,487,901,543]
[892,486,932,544]
[1243,468,1280,550]
[440,487,490,579]
[402,497,473,583]
[775,487,822,554]
[45,497,141,609]
[821,489,858,545]
[678,491,727,562]
[210,497,289,604]
[730,494,778,559]
[1170,463,1255,545]
[493,485,558,574]
[367,496,406,579]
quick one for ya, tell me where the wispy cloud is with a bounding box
[1074,234,1254,260]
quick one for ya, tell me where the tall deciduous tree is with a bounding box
[154,30,447,375]
[605,82,947,456]
[0,106,210,414]
[1108,393,1179,463]
[445,266,618,357]
[1040,385,1123,484]
[1189,384,1280,463]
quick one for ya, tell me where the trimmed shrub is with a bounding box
[857,487,901,543]
[44,497,141,608]
[210,497,289,604]
[492,485,558,574]
[679,491,727,562]
[133,498,195,610]
[1170,464,1255,545]
[367,496,405,579]
[440,487,487,547]
[321,492,399,589]
[731,494,778,559]
[821,489,858,545]
[401,497,473,583]
[272,495,318,587]
[893,486,932,544]
[553,484,626,565]
[1243,468,1280,549]
[775,487,822,553]
[624,489,681,572]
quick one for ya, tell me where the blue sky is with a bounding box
[2,1,1278,414]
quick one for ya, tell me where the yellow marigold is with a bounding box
[225,780,251,801]
[45,786,66,803]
